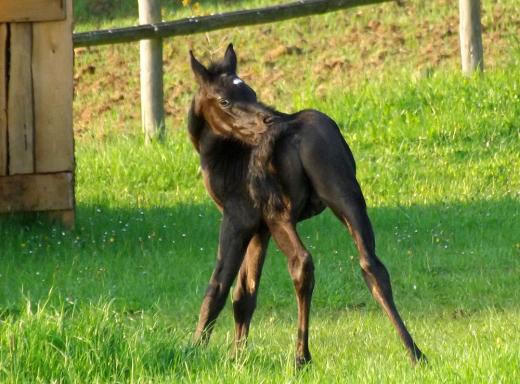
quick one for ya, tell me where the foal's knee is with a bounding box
[359,255,386,275]
[204,282,229,310]
[359,254,393,295]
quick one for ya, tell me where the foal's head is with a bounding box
[190,44,273,145]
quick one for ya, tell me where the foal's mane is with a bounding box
[206,61,229,76]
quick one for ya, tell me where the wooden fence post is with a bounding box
[459,0,484,74]
[138,0,165,143]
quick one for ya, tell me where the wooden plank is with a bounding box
[73,0,391,47]
[0,25,7,176]
[0,172,74,212]
[33,0,74,173]
[459,0,484,74]
[8,23,34,175]
[139,0,165,143]
[0,0,66,23]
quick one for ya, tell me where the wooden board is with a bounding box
[7,23,34,175]
[33,0,74,173]
[0,172,74,212]
[0,25,6,176]
[0,0,66,23]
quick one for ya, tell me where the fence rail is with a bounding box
[71,0,484,143]
[73,0,392,47]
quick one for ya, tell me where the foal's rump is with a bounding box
[295,109,361,201]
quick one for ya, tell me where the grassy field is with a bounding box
[1,0,520,382]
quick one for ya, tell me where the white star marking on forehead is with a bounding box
[232,77,244,85]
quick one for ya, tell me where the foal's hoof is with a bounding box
[230,343,247,361]
[295,355,312,370]
[411,349,428,366]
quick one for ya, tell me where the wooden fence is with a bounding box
[73,0,484,143]
[75,0,400,143]
[73,0,392,47]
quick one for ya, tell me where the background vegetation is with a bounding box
[0,0,519,382]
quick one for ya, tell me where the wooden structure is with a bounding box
[0,0,75,227]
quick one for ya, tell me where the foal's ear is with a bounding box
[222,43,237,73]
[190,50,210,85]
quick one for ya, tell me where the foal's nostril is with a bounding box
[263,116,274,124]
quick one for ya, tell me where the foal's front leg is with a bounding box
[267,218,315,368]
[193,212,257,345]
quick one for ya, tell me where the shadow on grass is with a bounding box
[0,197,518,314]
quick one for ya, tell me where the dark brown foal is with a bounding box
[188,43,425,366]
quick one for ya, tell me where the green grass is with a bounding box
[1,0,520,382]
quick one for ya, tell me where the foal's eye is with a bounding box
[218,98,231,108]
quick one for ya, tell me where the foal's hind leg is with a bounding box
[232,227,270,352]
[266,217,315,368]
[328,191,425,363]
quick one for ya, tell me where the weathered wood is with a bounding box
[0,25,7,176]
[459,0,484,74]
[8,23,34,175]
[33,0,74,172]
[0,0,66,23]
[74,0,392,47]
[0,172,74,212]
[139,0,165,143]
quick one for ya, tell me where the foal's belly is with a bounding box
[274,137,326,222]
